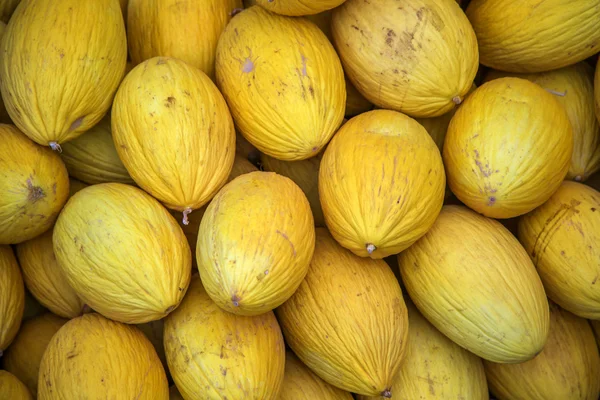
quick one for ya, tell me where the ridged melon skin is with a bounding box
[0,245,25,353]
[0,371,32,400]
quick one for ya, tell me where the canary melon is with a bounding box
[38,313,168,399]
[276,228,409,397]
[319,109,445,258]
[0,371,32,400]
[52,182,192,324]
[164,275,285,400]
[255,0,345,16]
[0,246,24,355]
[444,77,573,219]
[0,124,69,244]
[466,0,600,73]
[112,57,235,225]
[399,205,550,363]
[332,0,478,118]
[216,6,345,161]
[485,302,600,400]
[0,0,127,148]
[3,313,67,397]
[0,0,19,23]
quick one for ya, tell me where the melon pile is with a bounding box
[1,0,600,399]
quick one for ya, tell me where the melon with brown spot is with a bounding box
[0,371,32,400]
[0,246,25,356]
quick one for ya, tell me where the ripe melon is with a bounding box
[216,6,345,161]
[332,0,478,118]
[0,0,19,23]
[484,302,600,400]
[0,371,32,400]
[3,313,67,397]
[52,183,192,324]
[164,275,285,399]
[0,246,24,355]
[319,109,445,258]
[276,228,409,397]
[38,313,168,399]
[466,0,600,73]
[112,57,235,225]
[0,0,127,148]
[0,124,69,244]
[255,0,345,16]
[399,205,550,363]
[444,77,573,219]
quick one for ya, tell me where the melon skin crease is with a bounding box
[318,109,445,259]
[0,0,127,148]
[276,228,409,397]
[398,205,550,364]
[331,0,479,118]
[443,77,573,219]
[0,245,25,354]
[38,313,169,399]
[215,6,346,161]
[0,371,32,400]
[52,182,192,324]
[466,0,600,73]
[197,171,315,316]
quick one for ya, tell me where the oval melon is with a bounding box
[444,77,573,219]
[52,182,192,324]
[215,6,345,161]
[0,0,127,148]
[276,228,409,397]
[255,0,345,16]
[319,109,445,258]
[0,371,32,400]
[399,205,550,363]
[38,313,168,399]
[0,245,25,355]
[164,275,285,399]
[0,124,69,244]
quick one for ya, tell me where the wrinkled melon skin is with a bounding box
[332,0,478,118]
[112,57,236,216]
[0,0,127,147]
[0,124,69,244]
[276,228,409,397]
[0,371,32,400]
[164,275,285,400]
[518,181,600,320]
[216,6,346,161]
[466,0,600,73]
[399,205,550,363]
[319,109,445,259]
[52,183,192,324]
[3,313,67,397]
[484,302,600,400]
[38,313,169,400]
[197,171,315,316]
[0,246,25,354]
[444,77,573,219]
[255,0,345,16]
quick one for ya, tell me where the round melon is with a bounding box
[215,6,345,161]
[319,109,445,258]
[164,275,285,399]
[255,0,345,16]
[331,0,478,118]
[38,313,168,399]
[276,228,409,397]
[518,181,600,319]
[3,313,67,397]
[112,56,235,224]
[444,77,573,219]
[0,124,69,244]
[0,245,25,355]
[0,0,19,23]
[398,205,550,363]
[52,182,192,324]
[466,0,600,73]
[0,0,127,148]
[0,371,32,400]
[484,301,600,400]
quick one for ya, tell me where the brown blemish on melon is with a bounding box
[69,117,84,131]
[276,230,296,256]
[165,305,175,313]
[300,54,308,77]
[487,196,496,206]
[27,179,45,202]
[242,58,254,73]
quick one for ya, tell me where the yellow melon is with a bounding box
[112,57,235,225]
[466,0,600,73]
[0,0,127,148]
[444,77,573,219]
[0,124,69,244]
[216,6,345,161]
[164,275,285,399]
[0,371,32,400]
[0,0,19,23]
[319,109,445,258]
[332,0,478,118]
[399,205,550,363]
[485,302,600,400]
[0,246,24,355]
[276,228,409,397]
[38,313,168,399]
[3,313,67,397]
[255,0,344,16]
[52,182,192,324]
